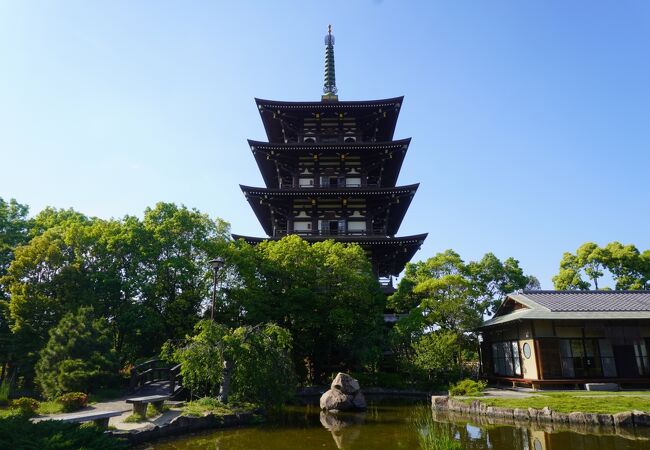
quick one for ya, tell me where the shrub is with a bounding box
[36,307,119,399]
[56,392,88,412]
[165,321,296,408]
[0,415,127,449]
[10,397,40,416]
[448,379,486,397]
[0,380,10,406]
[412,330,463,385]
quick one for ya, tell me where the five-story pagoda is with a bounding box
[233,26,427,284]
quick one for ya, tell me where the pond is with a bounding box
[144,401,650,450]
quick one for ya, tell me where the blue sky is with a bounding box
[1,1,649,288]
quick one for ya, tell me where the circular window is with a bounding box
[523,342,532,359]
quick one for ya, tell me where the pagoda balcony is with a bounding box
[273,230,386,238]
[279,181,380,189]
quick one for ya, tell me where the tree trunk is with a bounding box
[218,357,233,404]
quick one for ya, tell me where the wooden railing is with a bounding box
[129,359,182,395]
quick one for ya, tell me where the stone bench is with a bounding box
[32,410,123,427]
[126,394,170,416]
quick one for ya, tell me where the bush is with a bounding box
[10,397,40,416]
[0,380,10,406]
[56,392,88,412]
[448,379,486,397]
[412,330,463,385]
[36,307,119,399]
[165,321,296,408]
[0,415,127,449]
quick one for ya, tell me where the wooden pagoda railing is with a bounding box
[129,359,182,395]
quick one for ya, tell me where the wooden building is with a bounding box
[233,26,427,283]
[478,291,650,388]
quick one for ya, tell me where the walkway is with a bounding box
[39,381,182,431]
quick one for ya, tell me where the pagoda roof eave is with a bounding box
[239,183,419,196]
[255,96,404,143]
[248,138,411,189]
[232,233,427,245]
[247,137,411,151]
[254,96,404,109]
[240,184,419,236]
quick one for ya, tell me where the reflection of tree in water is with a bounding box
[320,411,366,449]
[418,409,530,450]
[428,410,650,450]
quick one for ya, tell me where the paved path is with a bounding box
[482,388,536,398]
[39,381,179,431]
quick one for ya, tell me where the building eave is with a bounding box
[239,183,419,236]
[247,138,411,189]
[254,96,404,143]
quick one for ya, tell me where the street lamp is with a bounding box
[208,257,224,321]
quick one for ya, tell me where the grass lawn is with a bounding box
[0,401,65,418]
[460,391,650,414]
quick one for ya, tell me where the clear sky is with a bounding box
[1,1,649,288]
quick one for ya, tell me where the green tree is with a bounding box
[552,242,650,290]
[0,198,30,382]
[139,202,231,344]
[411,330,462,384]
[0,198,30,284]
[4,223,97,380]
[390,250,537,318]
[221,235,385,383]
[2,202,231,383]
[389,250,537,385]
[163,320,295,407]
[35,307,118,398]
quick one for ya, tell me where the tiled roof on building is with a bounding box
[479,290,650,329]
[519,290,650,312]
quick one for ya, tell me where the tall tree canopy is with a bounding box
[553,242,650,290]
[0,202,230,384]
[218,235,385,383]
[388,250,538,384]
[0,198,30,295]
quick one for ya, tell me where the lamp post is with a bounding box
[208,257,224,321]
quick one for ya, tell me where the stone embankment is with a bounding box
[431,396,650,430]
[108,411,259,445]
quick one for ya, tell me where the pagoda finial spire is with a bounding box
[322,24,338,102]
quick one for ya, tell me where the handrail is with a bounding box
[129,359,179,393]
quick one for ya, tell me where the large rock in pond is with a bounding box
[320,372,366,412]
[331,372,360,395]
[320,388,352,411]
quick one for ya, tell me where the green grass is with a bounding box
[37,401,65,415]
[413,407,463,450]
[123,412,147,423]
[182,397,258,417]
[460,391,650,414]
[123,403,170,422]
[0,407,16,418]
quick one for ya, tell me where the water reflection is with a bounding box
[430,410,650,450]
[319,411,366,448]
[145,403,650,450]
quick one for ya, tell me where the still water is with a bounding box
[145,402,650,450]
